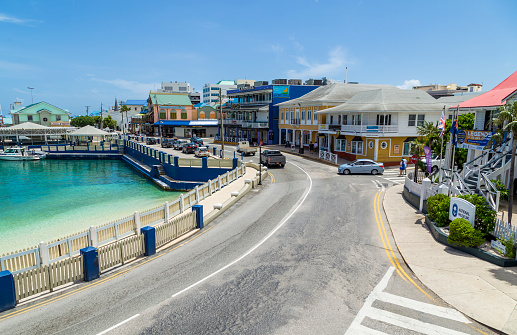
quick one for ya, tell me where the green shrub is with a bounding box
[457,194,496,236]
[448,218,486,247]
[491,179,509,201]
[498,235,517,259]
[427,194,451,227]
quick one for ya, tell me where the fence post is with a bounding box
[0,270,16,312]
[134,211,141,235]
[195,186,199,203]
[192,205,204,229]
[218,175,222,189]
[140,226,156,256]
[89,226,98,248]
[80,247,99,282]
[420,178,431,213]
[164,201,169,223]
[208,179,212,195]
[179,194,184,213]
[213,147,216,155]
[37,241,49,266]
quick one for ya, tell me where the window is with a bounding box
[376,114,391,125]
[301,110,305,121]
[380,141,388,150]
[352,114,362,125]
[170,112,177,119]
[403,142,412,156]
[336,139,347,151]
[307,110,312,121]
[27,115,33,121]
[330,115,334,124]
[338,115,341,124]
[181,112,187,119]
[43,117,48,122]
[280,110,284,122]
[179,87,187,91]
[159,112,166,119]
[408,114,425,126]
[342,115,347,125]
[56,115,61,121]
[351,141,363,154]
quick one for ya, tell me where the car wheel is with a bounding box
[343,169,351,175]
[371,169,378,175]
[280,164,285,168]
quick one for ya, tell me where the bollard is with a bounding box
[213,147,216,155]
[0,270,16,312]
[80,247,100,282]
[140,226,156,256]
[420,178,431,213]
[192,205,204,229]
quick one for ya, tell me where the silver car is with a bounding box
[338,159,384,175]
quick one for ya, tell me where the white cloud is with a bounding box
[397,79,421,90]
[92,78,160,95]
[0,13,33,24]
[287,46,347,78]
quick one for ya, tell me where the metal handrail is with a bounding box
[478,172,500,211]
[452,171,474,195]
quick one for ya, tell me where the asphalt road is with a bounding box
[0,143,499,335]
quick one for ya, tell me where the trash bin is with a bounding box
[299,147,304,154]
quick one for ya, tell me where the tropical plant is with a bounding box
[417,120,440,151]
[93,115,102,128]
[493,100,517,223]
[497,235,516,259]
[70,115,95,128]
[491,179,509,201]
[457,194,496,236]
[103,115,116,129]
[448,218,485,247]
[426,194,451,227]
[409,138,426,182]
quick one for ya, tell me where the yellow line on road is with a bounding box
[268,171,275,184]
[0,226,214,322]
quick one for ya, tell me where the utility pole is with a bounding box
[100,103,103,129]
[85,106,90,116]
[219,87,225,158]
[27,87,34,104]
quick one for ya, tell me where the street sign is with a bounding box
[449,197,476,227]
[410,155,417,164]
[259,140,263,146]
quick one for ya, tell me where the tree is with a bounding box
[70,115,95,128]
[93,115,102,128]
[417,121,440,151]
[120,105,130,134]
[493,100,517,224]
[431,113,475,168]
[103,115,116,129]
[410,138,426,182]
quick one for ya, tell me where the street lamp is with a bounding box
[258,144,262,185]
[27,87,34,104]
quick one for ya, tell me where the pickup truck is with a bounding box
[236,141,257,156]
[260,150,286,168]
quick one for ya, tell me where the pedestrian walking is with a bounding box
[314,142,318,152]
[309,142,313,152]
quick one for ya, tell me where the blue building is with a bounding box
[224,80,320,145]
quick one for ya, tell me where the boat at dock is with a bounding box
[0,146,47,161]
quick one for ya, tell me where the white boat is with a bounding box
[0,146,46,161]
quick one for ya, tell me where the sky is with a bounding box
[1,0,516,116]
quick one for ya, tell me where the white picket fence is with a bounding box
[0,164,246,275]
[492,219,517,244]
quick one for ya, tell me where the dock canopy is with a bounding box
[67,125,113,141]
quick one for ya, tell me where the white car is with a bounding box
[195,146,210,158]
[424,155,444,173]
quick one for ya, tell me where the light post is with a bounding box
[219,87,225,158]
[258,144,262,185]
[27,87,34,104]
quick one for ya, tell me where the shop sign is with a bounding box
[449,197,476,227]
[394,144,400,154]
[491,240,506,255]
[51,121,70,127]
[273,85,290,98]
[457,130,496,151]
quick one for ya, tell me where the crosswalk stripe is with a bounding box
[367,307,471,335]
[376,291,470,323]
[353,324,389,335]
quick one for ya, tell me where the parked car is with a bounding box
[161,138,173,148]
[146,137,157,145]
[191,137,203,145]
[236,141,257,156]
[338,159,384,175]
[195,146,210,157]
[174,140,188,150]
[182,142,197,154]
[260,149,286,168]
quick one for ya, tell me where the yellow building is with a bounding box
[277,83,394,148]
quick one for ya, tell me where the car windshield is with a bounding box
[267,150,282,155]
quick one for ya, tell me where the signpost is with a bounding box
[410,155,417,164]
[449,197,476,227]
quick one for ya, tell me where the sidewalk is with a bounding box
[384,184,517,334]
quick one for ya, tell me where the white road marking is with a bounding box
[345,267,471,335]
[97,314,140,335]
[171,161,312,299]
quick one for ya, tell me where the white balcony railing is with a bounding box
[242,122,269,128]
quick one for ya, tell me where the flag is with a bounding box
[451,113,459,146]
[437,108,445,137]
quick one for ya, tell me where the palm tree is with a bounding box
[417,121,439,151]
[493,100,517,224]
[410,138,426,183]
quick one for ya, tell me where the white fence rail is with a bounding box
[492,219,517,243]
[156,212,197,248]
[319,150,338,164]
[0,163,247,274]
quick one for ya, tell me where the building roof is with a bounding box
[149,93,192,106]
[436,93,483,106]
[124,100,147,106]
[10,101,69,114]
[453,71,517,109]
[276,83,398,106]
[9,122,49,129]
[216,80,236,85]
[68,125,110,136]
[318,88,445,114]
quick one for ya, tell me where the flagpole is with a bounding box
[439,106,445,183]
[450,107,459,193]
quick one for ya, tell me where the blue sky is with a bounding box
[1,0,516,116]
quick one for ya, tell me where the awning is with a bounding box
[352,136,363,141]
[404,137,417,142]
[337,135,347,139]
[153,120,219,126]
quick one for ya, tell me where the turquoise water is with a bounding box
[0,159,181,254]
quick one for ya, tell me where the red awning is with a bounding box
[452,71,517,109]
